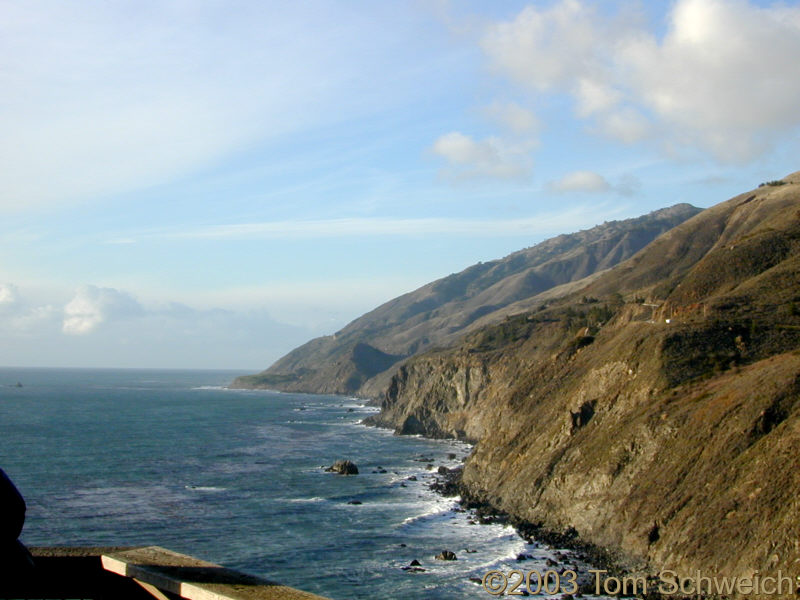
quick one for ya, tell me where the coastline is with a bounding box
[426,459,640,597]
[361,408,635,597]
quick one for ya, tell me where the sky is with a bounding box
[1,0,800,370]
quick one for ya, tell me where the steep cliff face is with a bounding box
[367,173,800,589]
[232,204,702,395]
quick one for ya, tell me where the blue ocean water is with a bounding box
[0,368,589,599]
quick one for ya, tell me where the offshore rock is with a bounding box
[324,460,359,475]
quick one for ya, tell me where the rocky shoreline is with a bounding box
[356,408,631,594]
[359,394,691,598]
[426,464,646,597]
[238,174,800,598]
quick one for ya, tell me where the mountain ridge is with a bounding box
[365,171,800,595]
[232,203,703,396]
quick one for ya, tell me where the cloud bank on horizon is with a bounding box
[1,0,799,368]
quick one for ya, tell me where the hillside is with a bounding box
[232,203,702,395]
[365,171,800,594]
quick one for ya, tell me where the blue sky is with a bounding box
[1,0,799,369]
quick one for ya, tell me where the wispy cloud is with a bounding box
[0,3,439,212]
[129,210,617,242]
[483,101,540,135]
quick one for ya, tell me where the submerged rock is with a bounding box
[435,550,457,561]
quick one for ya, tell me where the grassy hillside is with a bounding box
[366,171,800,594]
[232,204,702,395]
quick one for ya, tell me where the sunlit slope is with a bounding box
[368,171,800,591]
[233,204,701,395]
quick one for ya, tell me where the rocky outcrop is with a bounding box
[232,204,702,396]
[368,172,800,595]
[324,460,359,475]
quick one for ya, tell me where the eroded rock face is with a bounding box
[378,327,800,586]
[367,178,800,594]
[363,358,490,442]
[324,460,359,475]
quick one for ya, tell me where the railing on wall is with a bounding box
[4,546,329,600]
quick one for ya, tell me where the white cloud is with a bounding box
[0,282,314,368]
[547,171,641,196]
[0,283,59,334]
[62,286,144,335]
[431,131,535,180]
[0,283,20,307]
[483,101,540,134]
[11,305,60,334]
[593,108,652,144]
[481,0,612,92]
[548,171,612,194]
[621,0,800,161]
[478,0,800,162]
[575,78,623,118]
[29,310,311,370]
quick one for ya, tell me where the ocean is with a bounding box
[0,368,597,599]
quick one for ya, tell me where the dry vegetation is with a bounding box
[368,172,800,596]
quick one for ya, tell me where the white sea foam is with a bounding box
[398,502,458,528]
[284,496,326,503]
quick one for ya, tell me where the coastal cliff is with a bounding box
[232,204,702,396]
[367,172,800,590]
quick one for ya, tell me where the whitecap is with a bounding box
[283,496,326,504]
[184,485,227,492]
